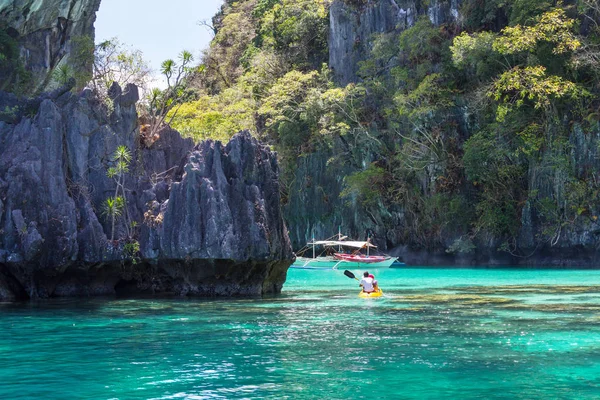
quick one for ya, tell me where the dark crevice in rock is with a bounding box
[0,264,28,300]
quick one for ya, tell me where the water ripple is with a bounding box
[1,269,600,398]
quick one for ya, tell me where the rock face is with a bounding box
[0,83,293,300]
[288,0,600,266]
[0,0,101,93]
[329,0,460,84]
[292,0,464,246]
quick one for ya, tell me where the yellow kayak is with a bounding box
[359,288,383,298]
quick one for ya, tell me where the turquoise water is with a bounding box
[1,268,600,399]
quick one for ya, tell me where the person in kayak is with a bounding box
[360,271,376,293]
[369,273,379,291]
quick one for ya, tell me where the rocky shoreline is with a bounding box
[389,246,600,268]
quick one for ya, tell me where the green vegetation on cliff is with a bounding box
[169,0,600,256]
[0,21,30,94]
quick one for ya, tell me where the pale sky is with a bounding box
[95,0,223,86]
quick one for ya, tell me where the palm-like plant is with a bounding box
[104,145,132,242]
[102,196,125,242]
[53,64,72,86]
[147,50,196,139]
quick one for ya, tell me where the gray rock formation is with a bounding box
[298,0,464,244]
[0,83,293,300]
[0,0,101,93]
[329,0,461,84]
[290,0,600,266]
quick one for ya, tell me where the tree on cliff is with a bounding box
[104,145,132,243]
[158,0,600,256]
[92,38,152,99]
[144,50,196,139]
[452,4,593,250]
[60,36,152,98]
[0,21,30,94]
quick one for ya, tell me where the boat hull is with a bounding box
[291,256,399,269]
[359,288,383,298]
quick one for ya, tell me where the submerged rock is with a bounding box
[0,84,293,300]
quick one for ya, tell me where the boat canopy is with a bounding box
[310,240,377,249]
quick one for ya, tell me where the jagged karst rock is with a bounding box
[0,83,293,300]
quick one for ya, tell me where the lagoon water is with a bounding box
[1,268,600,399]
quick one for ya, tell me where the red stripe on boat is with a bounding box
[333,253,389,263]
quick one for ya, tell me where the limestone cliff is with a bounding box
[329,0,460,85]
[0,0,101,93]
[291,0,464,246]
[0,82,293,300]
[287,0,600,266]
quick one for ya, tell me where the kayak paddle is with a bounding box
[344,270,359,281]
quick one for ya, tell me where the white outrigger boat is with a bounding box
[291,234,401,270]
